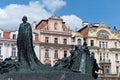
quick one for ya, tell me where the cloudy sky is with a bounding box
[0,0,120,30]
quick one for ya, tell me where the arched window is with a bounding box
[45,48,49,58]
[54,50,58,58]
[77,39,82,45]
[11,47,17,56]
[64,50,67,57]
[115,53,118,61]
[97,31,109,39]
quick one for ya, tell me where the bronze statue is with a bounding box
[17,16,41,69]
[0,16,52,74]
[70,46,82,72]
[54,38,101,79]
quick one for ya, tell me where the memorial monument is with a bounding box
[0,16,101,80]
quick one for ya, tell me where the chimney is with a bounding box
[82,22,89,27]
[32,21,37,29]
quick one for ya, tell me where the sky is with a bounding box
[0,0,120,30]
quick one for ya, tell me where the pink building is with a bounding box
[35,16,72,66]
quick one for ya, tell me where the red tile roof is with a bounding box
[36,20,48,29]
[3,31,10,39]
[78,26,88,36]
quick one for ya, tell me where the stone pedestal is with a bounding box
[1,71,93,80]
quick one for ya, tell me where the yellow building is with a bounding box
[72,22,120,78]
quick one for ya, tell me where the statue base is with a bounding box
[0,71,94,80]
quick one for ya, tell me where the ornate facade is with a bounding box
[72,22,120,78]
[34,16,72,66]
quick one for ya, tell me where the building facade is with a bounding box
[72,22,120,78]
[34,16,72,66]
[0,29,40,61]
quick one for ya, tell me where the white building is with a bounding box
[0,29,40,61]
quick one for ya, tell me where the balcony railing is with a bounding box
[115,60,119,63]
[99,59,111,63]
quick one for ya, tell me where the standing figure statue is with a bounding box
[70,45,82,72]
[0,16,52,74]
[17,16,41,69]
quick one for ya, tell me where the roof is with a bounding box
[78,26,89,36]
[36,20,48,29]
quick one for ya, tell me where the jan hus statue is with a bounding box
[17,16,41,69]
[0,16,52,74]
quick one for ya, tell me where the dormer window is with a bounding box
[12,34,16,39]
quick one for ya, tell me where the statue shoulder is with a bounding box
[20,22,30,25]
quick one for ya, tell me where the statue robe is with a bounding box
[70,49,82,72]
[17,22,41,68]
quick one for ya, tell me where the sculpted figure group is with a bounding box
[54,38,101,79]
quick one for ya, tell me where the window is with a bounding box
[99,41,108,48]
[54,22,57,30]
[63,39,67,44]
[45,37,49,43]
[106,42,108,48]
[99,41,101,48]
[100,53,109,62]
[11,47,16,56]
[106,53,109,60]
[115,54,118,61]
[54,38,58,44]
[103,53,105,61]
[0,33,1,38]
[100,53,102,61]
[102,66,110,74]
[116,66,119,74]
[64,50,67,57]
[72,37,75,42]
[115,42,117,48]
[104,66,110,74]
[102,42,105,48]
[0,47,1,56]
[45,49,49,58]
[77,39,81,45]
[12,34,16,39]
[90,40,94,46]
[54,50,58,58]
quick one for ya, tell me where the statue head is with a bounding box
[64,53,67,58]
[75,45,79,50]
[22,16,27,23]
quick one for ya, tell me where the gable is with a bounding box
[36,20,47,29]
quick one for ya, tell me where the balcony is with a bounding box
[115,60,120,63]
[10,56,18,60]
[43,57,51,65]
[40,42,72,48]
[99,59,111,64]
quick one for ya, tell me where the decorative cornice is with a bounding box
[99,23,108,29]
[40,42,72,49]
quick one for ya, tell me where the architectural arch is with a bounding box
[97,30,109,39]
